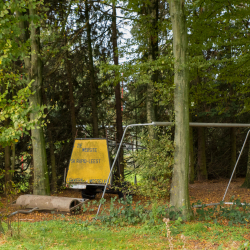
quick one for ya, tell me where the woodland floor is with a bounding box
[1,178,250,249]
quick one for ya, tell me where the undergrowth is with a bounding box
[96,195,182,226]
[133,129,174,198]
[2,196,250,249]
[193,197,250,226]
[95,195,250,229]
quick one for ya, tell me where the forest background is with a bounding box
[0,0,250,219]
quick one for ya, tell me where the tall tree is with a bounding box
[230,127,236,179]
[197,127,207,181]
[42,89,58,193]
[169,0,192,219]
[4,120,11,190]
[2,84,11,188]
[29,5,50,195]
[16,3,50,195]
[85,0,99,138]
[112,3,124,179]
[242,141,250,188]
[146,0,158,139]
[189,124,195,184]
[65,35,77,140]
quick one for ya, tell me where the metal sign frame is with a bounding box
[96,122,250,217]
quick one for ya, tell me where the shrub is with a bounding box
[133,129,174,198]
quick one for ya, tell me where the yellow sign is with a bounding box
[66,139,111,185]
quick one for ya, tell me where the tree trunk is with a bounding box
[2,87,11,186]
[230,127,236,179]
[3,88,11,186]
[0,220,4,234]
[85,1,99,138]
[146,83,156,138]
[4,141,11,185]
[189,124,195,184]
[4,118,12,198]
[48,127,57,193]
[147,0,158,139]
[11,142,15,178]
[29,5,50,195]
[169,0,192,220]
[42,89,58,194]
[197,127,207,181]
[17,6,49,195]
[65,46,77,140]
[242,140,250,188]
[112,4,124,179]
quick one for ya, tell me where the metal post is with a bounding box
[189,122,250,128]
[152,122,173,126]
[222,129,250,201]
[152,122,250,128]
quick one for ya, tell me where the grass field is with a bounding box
[1,214,250,249]
[1,179,250,249]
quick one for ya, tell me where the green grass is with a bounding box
[182,222,249,242]
[1,218,250,249]
[1,220,167,250]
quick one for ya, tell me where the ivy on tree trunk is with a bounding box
[29,5,50,195]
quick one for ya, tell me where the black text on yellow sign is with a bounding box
[66,139,111,184]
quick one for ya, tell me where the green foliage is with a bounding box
[193,198,250,226]
[98,196,147,226]
[0,82,46,146]
[0,169,31,196]
[98,196,172,226]
[97,196,184,227]
[98,196,250,228]
[238,242,250,250]
[219,199,250,226]
[194,201,218,221]
[188,0,250,120]
[16,172,32,193]
[133,129,174,198]
[0,0,47,147]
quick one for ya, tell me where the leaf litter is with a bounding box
[1,178,250,249]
